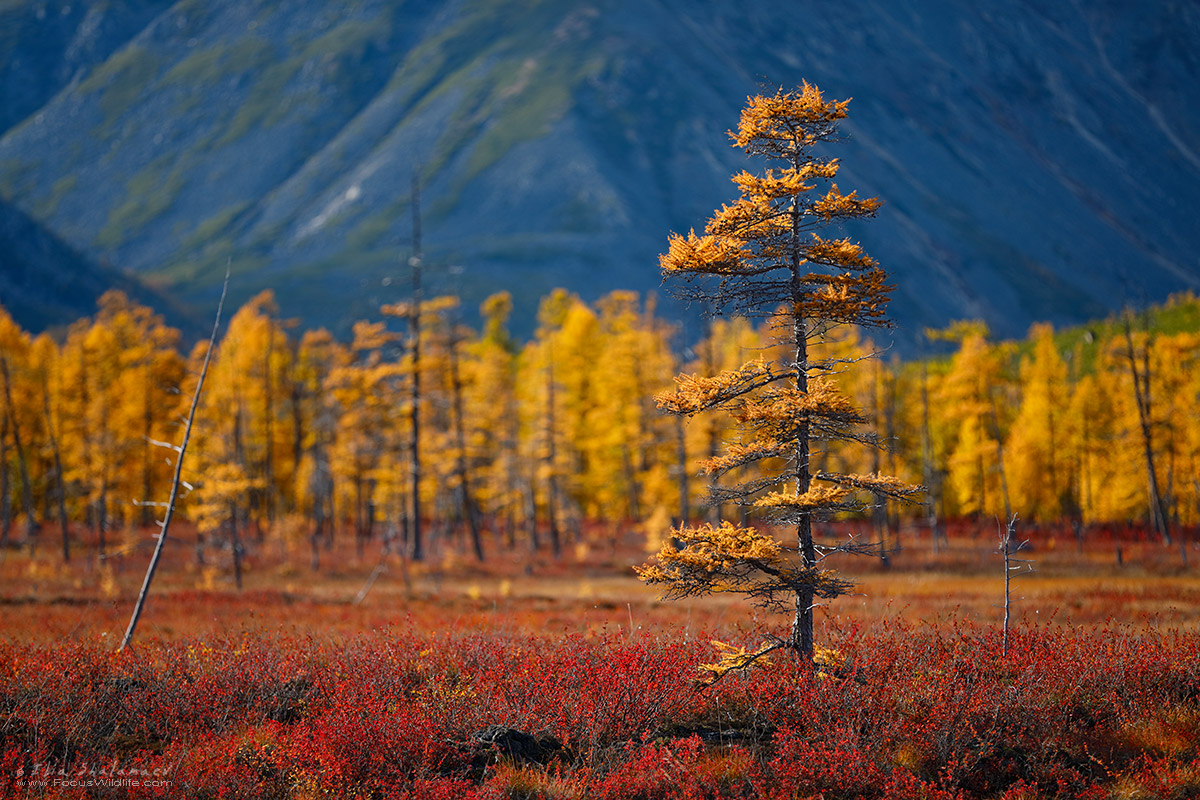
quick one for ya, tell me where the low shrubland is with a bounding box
[4,618,1200,798]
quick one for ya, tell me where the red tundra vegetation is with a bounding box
[3,522,1200,799]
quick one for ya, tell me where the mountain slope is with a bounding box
[0,197,198,335]
[1,0,1198,345]
[0,0,173,134]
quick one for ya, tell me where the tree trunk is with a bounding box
[870,362,888,563]
[97,480,108,560]
[263,323,276,525]
[310,516,322,572]
[120,272,227,651]
[365,479,376,549]
[1123,314,1171,544]
[41,373,70,561]
[545,355,562,558]
[1,413,10,555]
[882,366,900,545]
[621,445,642,522]
[524,474,540,553]
[408,171,425,561]
[355,471,366,561]
[788,191,815,660]
[503,412,519,550]
[291,380,305,512]
[675,414,689,529]
[230,502,244,591]
[703,332,723,525]
[449,329,484,561]
[920,366,946,553]
[141,372,155,528]
[0,356,37,547]
[989,398,1013,522]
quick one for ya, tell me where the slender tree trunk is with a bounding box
[1123,314,1171,544]
[0,357,37,547]
[1047,394,1058,518]
[366,478,376,547]
[738,466,751,528]
[1,413,10,555]
[309,440,329,570]
[503,411,519,550]
[703,331,722,525]
[310,516,322,571]
[882,365,900,543]
[871,362,888,562]
[788,191,815,660]
[525,473,540,553]
[675,415,689,528]
[976,423,987,521]
[448,333,484,561]
[989,397,1013,522]
[628,358,647,515]
[544,352,562,558]
[121,271,228,651]
[792,326,814,659]
[920,365,943,554]
[355,471,365,561]
[40,371,70,561]
[622,446,642,521]
[233,400,246,515]
[408,171,424,561]
[229,501,243,591]
[141,373,155,527]
[397,481,409,560]
[1001,517,1014,657]
[1079,413,1091,526]
[291,381,304,505]
[73,344,93,561]
[97,479,108,559]
[264,323,276,525]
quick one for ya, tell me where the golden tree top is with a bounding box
[730,82,850,154]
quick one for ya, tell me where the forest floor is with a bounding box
[3,517,1198,642]
[3,519,1200,798]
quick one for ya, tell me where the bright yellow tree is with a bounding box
[463,293,522,546]
[936,322,1015,520]
[0,305,38,550]
[515,289,588,557]
[1006,323,1074,522]
[682,317,763,527]
[1149,330,1200,528]
[293,328,350,567]
[638,83,920,668]
[1069,369,1136,522]
[326,319,402,559]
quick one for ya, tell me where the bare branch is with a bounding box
[145,436,182,453]
[120,266,229,652]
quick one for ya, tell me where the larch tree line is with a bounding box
[1,285,1198,569]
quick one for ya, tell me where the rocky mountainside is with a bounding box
[0,196,197,335]
[1,0,1197,346]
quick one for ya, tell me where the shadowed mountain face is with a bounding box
[1,0,1197,346]
[0,197,197,335]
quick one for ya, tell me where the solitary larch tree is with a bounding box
[638,83,920,676]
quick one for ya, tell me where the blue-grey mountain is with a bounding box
[0,196,197,334]
[1,0,1197,345]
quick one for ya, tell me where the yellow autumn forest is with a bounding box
[1,286,1198,567]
